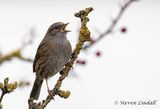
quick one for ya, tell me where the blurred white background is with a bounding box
[0,0,160,109]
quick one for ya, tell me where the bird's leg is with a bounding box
[45,79,54,99]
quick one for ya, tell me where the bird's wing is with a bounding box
[33,40,50,72]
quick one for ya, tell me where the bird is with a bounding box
[30,22,72,100]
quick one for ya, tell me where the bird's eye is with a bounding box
[54,26,59,29]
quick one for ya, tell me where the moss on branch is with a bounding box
[0,49,32,65]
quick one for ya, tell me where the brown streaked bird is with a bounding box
[30,22,72,100]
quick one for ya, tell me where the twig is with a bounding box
[28,7,93,109]
[0,27,35,65]
[0,49,33,65]
[0,78,17,104]
[0,92,5,103]
[0,103,2,109]
[83,0,139,50]
[21,27,36,49]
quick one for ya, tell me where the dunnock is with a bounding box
[30,22,72,100]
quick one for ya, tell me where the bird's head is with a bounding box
[47,22,71,35]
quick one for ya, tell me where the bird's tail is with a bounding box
[30,77,43,100]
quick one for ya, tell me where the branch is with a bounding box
[0,27,36,65]
[83,0,139,50]
[28,7,93,109]
[0,49,33,65]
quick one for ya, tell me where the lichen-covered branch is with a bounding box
[0,27,36,65]
[83,0,139,50]
[28,7,93,109]
[0,49,32,65]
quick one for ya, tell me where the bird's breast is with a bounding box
[45,38,71,77]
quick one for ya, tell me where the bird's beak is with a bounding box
[61,23,71,32]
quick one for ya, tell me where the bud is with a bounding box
[95,51,101,57]
[120,27,127,33]
[76,59,86,65]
